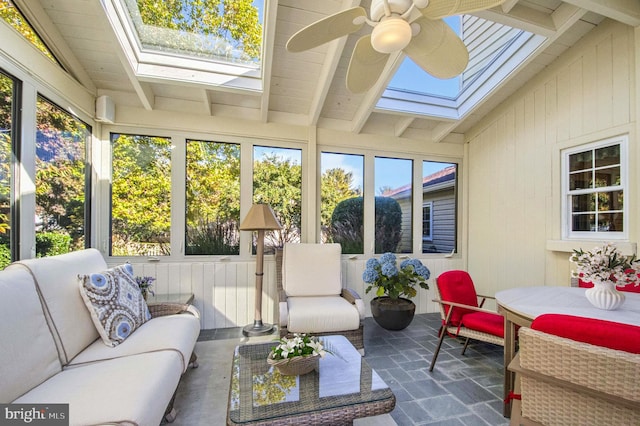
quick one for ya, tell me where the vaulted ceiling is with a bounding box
[14,0,640,143]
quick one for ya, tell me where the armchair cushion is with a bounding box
[531,314,640,354]
[283,243,342,297]
[287,296,360,333]
[437,270,479,326]
[460,311,504,337]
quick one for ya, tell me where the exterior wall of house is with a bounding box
[464,19,638,300]
[425,193,456,254]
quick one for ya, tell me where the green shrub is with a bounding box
[186,220,240,255]
[0,239,10,270]
[36,232,71,257]
[329,196,402,254]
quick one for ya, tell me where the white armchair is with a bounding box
[276,243,365,354]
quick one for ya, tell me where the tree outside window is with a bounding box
[186,140,240,255]
[252,146,301,252]
[111,134,171,256]
[35,96,89,257]
[0,71,13,268]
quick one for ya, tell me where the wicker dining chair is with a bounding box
[429,270,504,371]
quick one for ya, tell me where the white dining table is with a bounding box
[495,286,640,417]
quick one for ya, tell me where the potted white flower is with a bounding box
[362,252,430,330]
[570,243,640,310]
[267,334,330,376]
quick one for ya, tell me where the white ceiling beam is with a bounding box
[351,52,404,133]
[475,4,557,37]
[501,0,520,14]
[432,121,461,143]
[15,0,97,93]
[394,117,414,137]
[202,89,212,115]
[259,0,279,122]
[308,0,361,126]
[99,0,154,110]
[562,0,640,27]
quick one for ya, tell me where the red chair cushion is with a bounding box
[579,276,640,293]
[531,314,640,354]
[460,311,504,337]
[437,270,479,326]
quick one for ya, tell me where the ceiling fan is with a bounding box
[286,0,506,93]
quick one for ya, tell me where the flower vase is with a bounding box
[584,281,625,310]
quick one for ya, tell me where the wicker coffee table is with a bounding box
[227,335,395,425]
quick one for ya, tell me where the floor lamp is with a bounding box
[239,203,282,336]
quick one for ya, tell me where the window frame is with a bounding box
[561,135,629,241]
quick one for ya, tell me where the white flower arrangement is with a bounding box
[270,334,329,361]
[570,243,640,287]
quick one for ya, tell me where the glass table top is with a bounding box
[227,335,395,425]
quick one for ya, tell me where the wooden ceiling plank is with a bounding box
[562,0,640,27]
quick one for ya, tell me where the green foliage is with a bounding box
[330,196,402,254]
[330,197,364,254]
[253,153,301,247]
[321,167,361,251]
[375,197,402,253]
[136,0,262,60]
[0,238,10,270]
[111,134,171,255]
[186,219,239,255]
[36,232,71,257]
[0,0,57,62]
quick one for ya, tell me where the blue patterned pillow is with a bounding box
[78,264,151,347]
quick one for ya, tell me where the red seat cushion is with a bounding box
[460,311,504,337]
[437,270,479,326]
[579,277,640,293]
[531,314,640,354]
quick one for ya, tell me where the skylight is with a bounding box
[379,14,546,120]
[104,0,265,91]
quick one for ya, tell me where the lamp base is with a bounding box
[242,320,274,337]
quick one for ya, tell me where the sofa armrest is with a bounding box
[341,289,365,320]
[148,303,200,319]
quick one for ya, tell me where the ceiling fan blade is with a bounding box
[346,35,390,94]
[403,17,469,79]
[286,7,367,53]
[421,0,506,20]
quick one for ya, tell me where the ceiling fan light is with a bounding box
[371,17,412,54]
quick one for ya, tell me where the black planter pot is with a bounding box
[370,297,416,331]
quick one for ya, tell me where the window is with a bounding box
[375,157,412,253]
[35,96,90,256]
[422,202,432,240]
[422,161,457,254]
[563,136,627,240]
[320,152,364,253]
[0,71,14,268]
[111,134,171,256]
[253,146,301,252]
[186,140,240,255]
[0,0,59,64]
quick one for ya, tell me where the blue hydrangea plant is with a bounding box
[362,253,430,300]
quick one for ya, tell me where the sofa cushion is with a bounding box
[7,249,108,364]
[283,243,342,297]
[68,313,200,372]
[0,267,61,403]
[14,351,182,426]
[79,264,151,347]
[287,296,360,333]
[531,314,640,354]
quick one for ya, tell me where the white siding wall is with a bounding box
[465,20,637,297]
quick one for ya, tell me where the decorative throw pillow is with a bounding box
[78,264,151,347]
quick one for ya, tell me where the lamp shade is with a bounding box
[239,204,282,231]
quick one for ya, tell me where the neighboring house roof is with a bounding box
[383,166,457,200]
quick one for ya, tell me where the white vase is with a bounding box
[585,281,625,310]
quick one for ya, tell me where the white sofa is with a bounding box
[0,249,200,426]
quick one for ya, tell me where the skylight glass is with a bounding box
[122,0,264,67]
[388,16,461,98]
